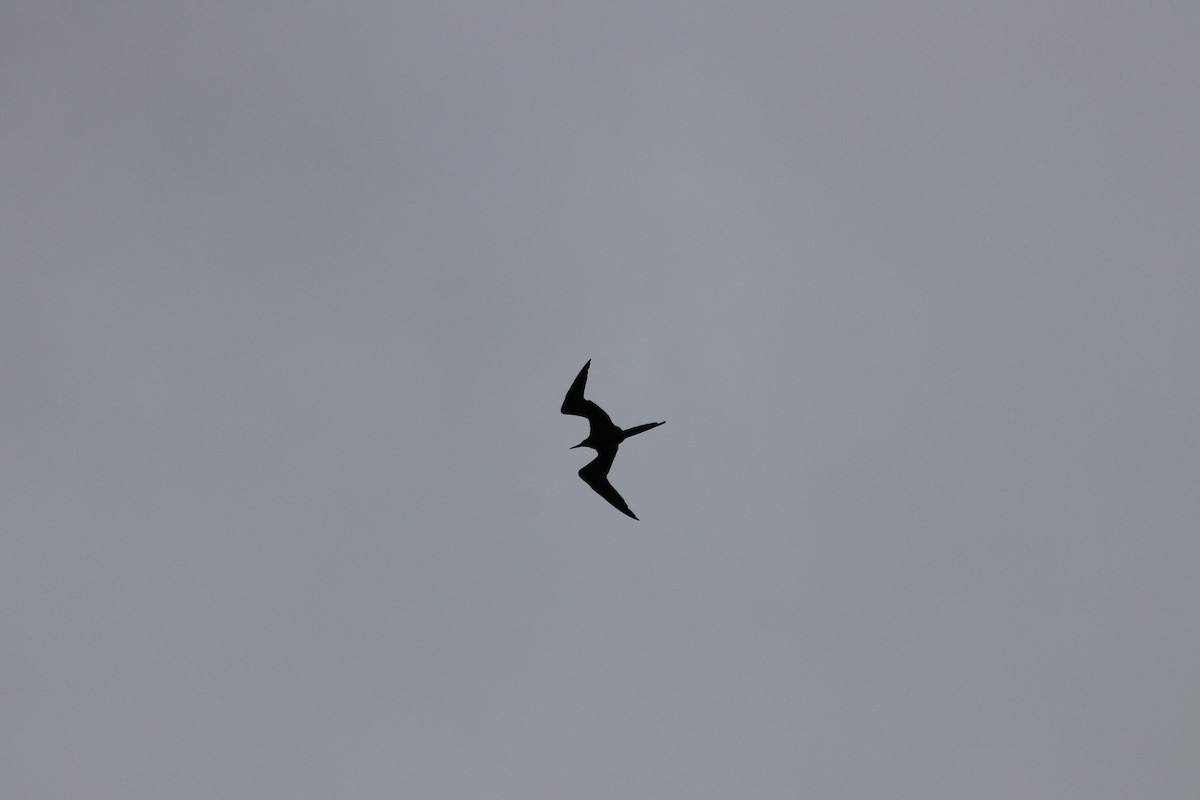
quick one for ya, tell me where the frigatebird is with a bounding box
[561,360,664,520]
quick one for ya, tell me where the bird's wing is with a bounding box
[578,448,638,520]
[560,359,613,428]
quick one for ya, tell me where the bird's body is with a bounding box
[561,360,664,519]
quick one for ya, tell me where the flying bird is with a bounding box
[561,360,664,519]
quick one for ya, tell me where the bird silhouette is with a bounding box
[561,360,664,519]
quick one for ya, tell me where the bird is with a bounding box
[561,360,664,519]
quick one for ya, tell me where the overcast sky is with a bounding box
[2,3,1197,798]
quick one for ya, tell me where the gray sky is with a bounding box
[2,2,1197,798]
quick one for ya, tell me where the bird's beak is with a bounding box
[570,443,584,449]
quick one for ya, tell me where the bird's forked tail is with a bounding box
[620,421,665,441]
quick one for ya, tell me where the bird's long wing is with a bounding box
[578,448,638,520]
[560,359,613,428]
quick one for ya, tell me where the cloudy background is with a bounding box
[2,2,1197,797]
